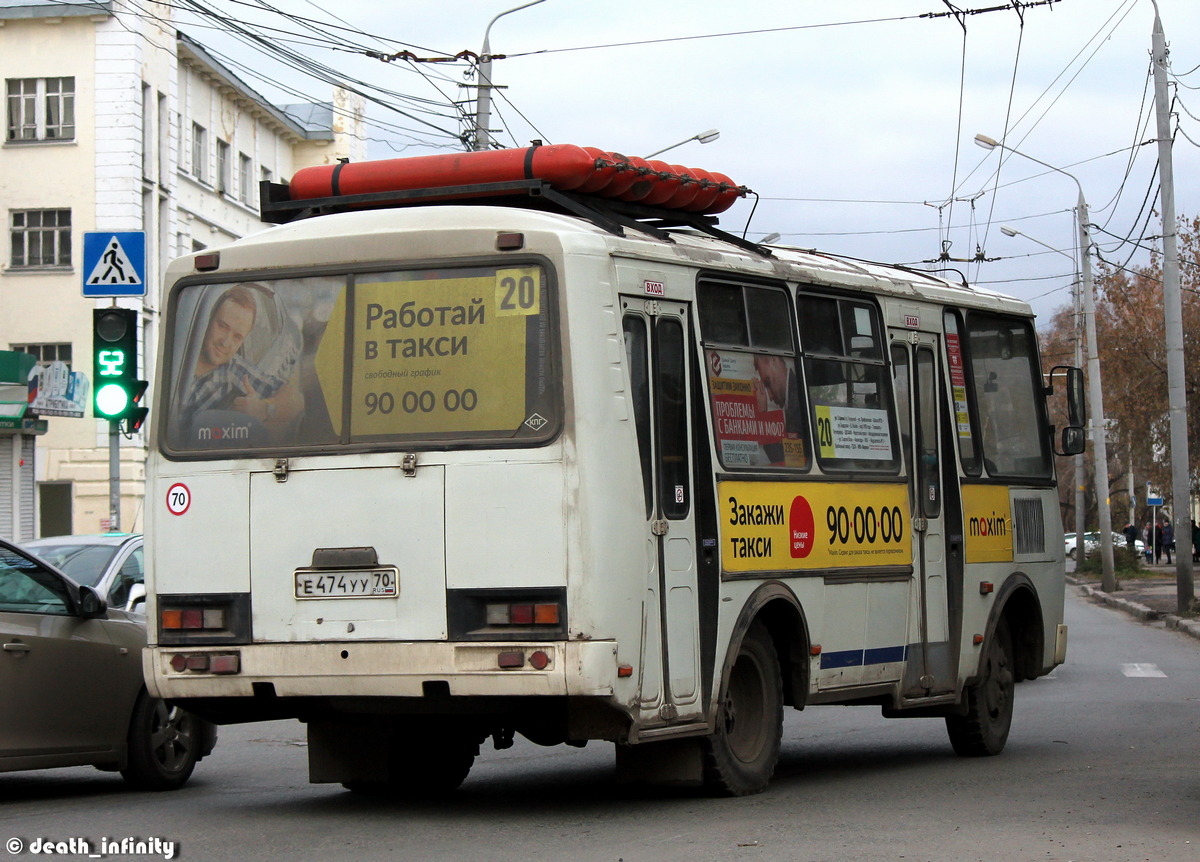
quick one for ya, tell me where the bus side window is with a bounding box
[798,294,898,473]
[943,310,980,476]
[623,316,654,518]
[697,280,810,471]
[655,318,689,520]
[890,343,912,484]
[915,347,941,518]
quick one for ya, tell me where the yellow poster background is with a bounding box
[346,270,539,437]
[961,484,1013,563]
[720,481,912,573]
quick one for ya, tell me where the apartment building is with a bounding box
[0,1,364,539]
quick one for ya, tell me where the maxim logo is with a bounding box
[969,511,1008,537]
[198,423,250,441]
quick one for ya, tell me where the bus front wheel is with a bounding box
[702,623,782,796]
[946,617,1015,756]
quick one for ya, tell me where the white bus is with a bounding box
[144,147,1084,796]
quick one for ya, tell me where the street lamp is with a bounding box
[644,129,720,159]
[976,133,1116,590]
[1000,225,1087,560]
[473,0,547,151]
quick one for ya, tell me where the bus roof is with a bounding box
[177,201,1033,319]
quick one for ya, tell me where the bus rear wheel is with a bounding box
[946,617,1015,756]
[702,623,782,796]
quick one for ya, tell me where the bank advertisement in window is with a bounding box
[164,265,555,453]
[705,349,807,469]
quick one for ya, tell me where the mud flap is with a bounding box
[614,737,704,787]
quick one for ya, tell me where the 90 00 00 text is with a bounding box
[826,504,905,545]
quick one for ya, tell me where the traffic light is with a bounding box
[92,307,148,430]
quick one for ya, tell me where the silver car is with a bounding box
[0,536,215,789]
[24,533,147,612]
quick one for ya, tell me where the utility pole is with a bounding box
[1075,193,1117,591]
[1074,271,1086,558]
[472,0,546,151]
[978,134,1115,589]
[1149,1,1195,613]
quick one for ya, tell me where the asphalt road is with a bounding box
[1,588,1197,862]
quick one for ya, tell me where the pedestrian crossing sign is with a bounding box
[83,231,146,297]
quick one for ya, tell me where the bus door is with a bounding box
[622,298,702,724]
[890,333,958,695]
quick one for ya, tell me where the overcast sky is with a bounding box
[178,0,1200,325]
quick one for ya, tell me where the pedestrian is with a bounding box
[1163,520,1174,565]
[1144,522,1154,563]
[1122,523,1137,552]
[1193,519,1199,563]
[1154,521,1165,564]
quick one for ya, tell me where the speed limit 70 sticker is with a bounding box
[166,483,191,516]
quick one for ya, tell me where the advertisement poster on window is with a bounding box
[705,348,807,468]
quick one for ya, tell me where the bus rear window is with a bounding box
[162,264,558,454]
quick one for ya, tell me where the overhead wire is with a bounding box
[174,0,467,146]
[110,0,475,151]
[973,0,1028,284]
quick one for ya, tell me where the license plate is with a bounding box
[294,568,399,599]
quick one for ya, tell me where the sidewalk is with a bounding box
[1069,560,1200,642]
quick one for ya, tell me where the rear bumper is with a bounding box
[145,640,618,700]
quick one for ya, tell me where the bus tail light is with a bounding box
[495,649,552,671]
[168,651,241,675]
[448,588,566,641]
[157,593,251,645]
[162,608,226,630]
[487,602,560,626]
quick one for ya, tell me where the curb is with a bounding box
[1074,580,1200,642]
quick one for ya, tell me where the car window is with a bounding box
[23,543,118,588]
[0,547,71,615]
[107,547,144,609]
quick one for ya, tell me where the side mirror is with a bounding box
[1050,365,1086,456]
[126,582,147,612]
[77,585,109,619]
[1059,426,1086,456]
[1062,366,1086,428]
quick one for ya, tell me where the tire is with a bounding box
[120,691,205,790]
[1067,547,1076,560]
[946,617,1015,757]
[343,729,479,796]
[701,623,783,796]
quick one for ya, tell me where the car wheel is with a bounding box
[1067,547,1076,560]
[120,691,203,790]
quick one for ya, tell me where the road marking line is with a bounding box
[1121,663,1167,678]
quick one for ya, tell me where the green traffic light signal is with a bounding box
[92,307,140,421]
[95,379,131,418]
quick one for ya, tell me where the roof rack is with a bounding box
[258,178,771,257]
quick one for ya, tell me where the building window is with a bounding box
[9,209,71,268]
[238,152,253,204]
[216,139,230,193]
[5,77,75,142]
[260,166,272,183]
[11,343,72,369]
[191,122,206,180]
